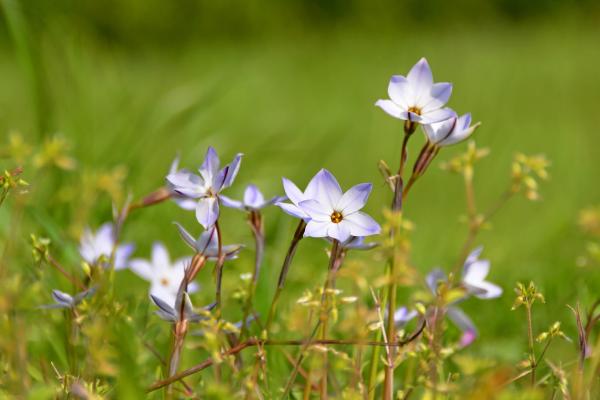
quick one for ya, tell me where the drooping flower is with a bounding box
[276,169,326,220]
[425,248,501,347]
[129,242,199,307]
[298,169,380,242]
[175,223,243,260]
[375,57,454,125]
[40,287,96,309]
[167,156,198,211]
[150,292,214,323]
[221,184,286,212]
[166,146,242,228]
[423,112,480,147]
[79,223,134,270]
[461,247,502,299]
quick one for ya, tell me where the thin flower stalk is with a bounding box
[239,209,265,340]
[264,219,307,334]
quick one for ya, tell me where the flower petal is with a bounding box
[463,259,490,283]
[375,99,406,119]
[200,146,220,184]
[313,169,343,210]
[219,153,243,190]
[304,220,330,238]
[277,202,309,219]
[337,183,372,214]
[129,259,154,281]
[426,268,447,294]
[166,171,205,198]
[387,75,411,109]
[282,177,305,206]
[219,195,244,210]
[195,197,219,228]
[327,221,351,242]
[243,184,265,208]
[343,211,381,237]
[114,243,135,270]
[407,57,433,98]
[174,222,197,251]
[298,199,332,221]
[52,290,74,305]
[151,242,170,269]
[447,306,478,345]
[419,108,455,125]
[420,82,452,112]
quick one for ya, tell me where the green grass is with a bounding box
[1,15,600,395]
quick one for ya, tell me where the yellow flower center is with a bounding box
[160,277,169,286]
[408,106,422,115]
[330,211,343,224]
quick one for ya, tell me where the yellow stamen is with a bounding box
[330,211,343,223]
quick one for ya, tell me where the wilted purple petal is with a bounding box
[52,290,74,305]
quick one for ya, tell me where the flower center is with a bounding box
[408,106,422,115]
[330,211,343,224]
[160,277,169,286]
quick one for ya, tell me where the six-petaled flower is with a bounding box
[166,146,242,228]
[297,169,381,242]
[375,57,454,125]
[129,242,199,307]
[79,223,134,270]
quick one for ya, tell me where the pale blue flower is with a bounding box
[297,169,380,242]
[277,169,327,220]
[376,57,453,125]
[221,184,285,212]
[79,223,134,270]
[129,242,199,307]
[425,248,501,347]
[174,223,243,260]
[166,146,242,228]
[423,112,480,147]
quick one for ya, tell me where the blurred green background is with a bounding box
[2,0,600,375]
